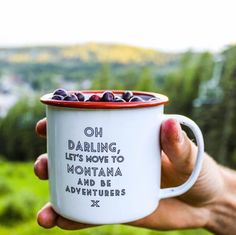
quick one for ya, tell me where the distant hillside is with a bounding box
[0,43,178,65]
[0,43,183,95]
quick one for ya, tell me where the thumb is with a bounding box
[161,119,197,175]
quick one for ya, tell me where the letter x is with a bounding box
[91,200,100,207]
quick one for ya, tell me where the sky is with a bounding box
[0,0,235,52]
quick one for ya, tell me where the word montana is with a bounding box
[67,164,122,177]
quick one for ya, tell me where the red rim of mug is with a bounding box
[40,90,169,109]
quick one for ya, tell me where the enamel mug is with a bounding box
[41,90,204,224]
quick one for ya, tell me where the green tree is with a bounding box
[0,97,46,161]
[91,64,113,90]
[163,51,213,116]
[193,46,236,168]
[135,66,156,91]
[217,46,236,166]
[118,68,139,90]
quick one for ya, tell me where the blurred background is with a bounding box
[0,0,236,234]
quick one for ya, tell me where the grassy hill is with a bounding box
[0,43,182,93]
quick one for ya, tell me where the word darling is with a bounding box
[68,139,118,153]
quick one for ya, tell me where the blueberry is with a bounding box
[114,98,126,102]
[53,88,68,97]
[63,94,78,101]
[129,96,144,102]
[52,95,64,100]
[49,89,151,103]
[101,91,115,102]
[122,91,133,101]
[74,92,85,101]
[88,94,101,102]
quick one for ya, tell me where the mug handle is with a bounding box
[160,114,204,199]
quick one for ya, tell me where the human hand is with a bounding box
[34,118,227,232]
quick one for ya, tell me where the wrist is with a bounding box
[205,166,236,235]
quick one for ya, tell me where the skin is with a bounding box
[34,118,236,234]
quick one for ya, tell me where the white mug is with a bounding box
[41,90,204,224]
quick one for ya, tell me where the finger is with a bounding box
[161,119,197,175]
[35,118,47,137]
[34,154,48,180]
[37,203,96,230]
[37,203,58,228]
[56,215,96,230]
